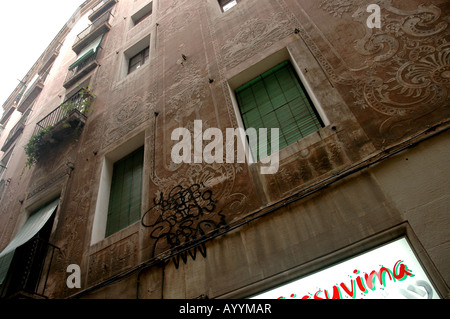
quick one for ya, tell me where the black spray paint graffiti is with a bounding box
[141,183,227,268]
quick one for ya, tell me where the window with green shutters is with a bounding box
[235,61,324,161]
[106,146,144,237]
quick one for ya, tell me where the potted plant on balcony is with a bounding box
[61,86,95,116]
[24,87,96,168]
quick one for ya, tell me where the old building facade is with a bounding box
[0,0,448,299]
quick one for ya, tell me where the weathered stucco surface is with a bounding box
[0,0,448,298]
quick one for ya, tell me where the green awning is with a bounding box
[0,199,59,285]
[68,49,95,71]
[68,35,103,71]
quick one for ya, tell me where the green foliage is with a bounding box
[24,126,52,168]
[23,86,96,168]
[79,86,96,112]
[61,86,96,115]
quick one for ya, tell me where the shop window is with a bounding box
[251,237,442,299]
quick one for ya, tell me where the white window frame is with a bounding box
[91,132,145,245]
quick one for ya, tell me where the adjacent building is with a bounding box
[0,0,448,299]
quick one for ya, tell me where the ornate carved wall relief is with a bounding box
[281,0,449,144]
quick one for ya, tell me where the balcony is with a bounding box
[1,121,24,152]
[0,237,59,299]
[25,88,94,167]
[33,88,92,136]
[63,46,102,89]
[89,0,117,22]
[17,43,62,113]
[40,42,62,74]
[72,10,112,54]
[0,105,16,126]
[17,75,46,113]
[1,109,31,152]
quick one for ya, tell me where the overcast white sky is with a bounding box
[0,1,86,113]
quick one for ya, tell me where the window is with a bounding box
[64,36,103,88]
[0,148,14,179]
[92,133,145,244]
[89,0,117,22]
[68,35,103,74]
[128,47,149,74]
[131,1,153,26]
[219,0,239,12]
[105,146,144,237]
[0,199,59,298]
[235,61,324,160]
[120,35,151,79]
[1,107,31,152]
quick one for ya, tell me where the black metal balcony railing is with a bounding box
[33,88,90,136]
[1,237,60,299]
[74,10,113,49]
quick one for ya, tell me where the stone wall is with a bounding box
[0,0,448,299]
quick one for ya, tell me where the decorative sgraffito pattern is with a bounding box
[158,0,192,19]
[266,137,349,198]
[166,59,209,124]
[48,168,95,296]
[221,12,292,69]
[281,0,449,142]
[348,2,449,137]
[319,0,356,18]
[102,91,154,149]
[87,233,138,286]
[26,140,76,200]
[164,10,197,41]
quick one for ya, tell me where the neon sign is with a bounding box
[252,238,439,299]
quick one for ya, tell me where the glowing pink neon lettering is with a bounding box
[278,260,415,299]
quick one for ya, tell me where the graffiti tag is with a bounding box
[142,183,227,268]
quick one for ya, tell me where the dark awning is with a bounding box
[0,199,59,285]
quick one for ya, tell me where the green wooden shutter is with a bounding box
[235,61,323,161]
[106,146,144,237]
